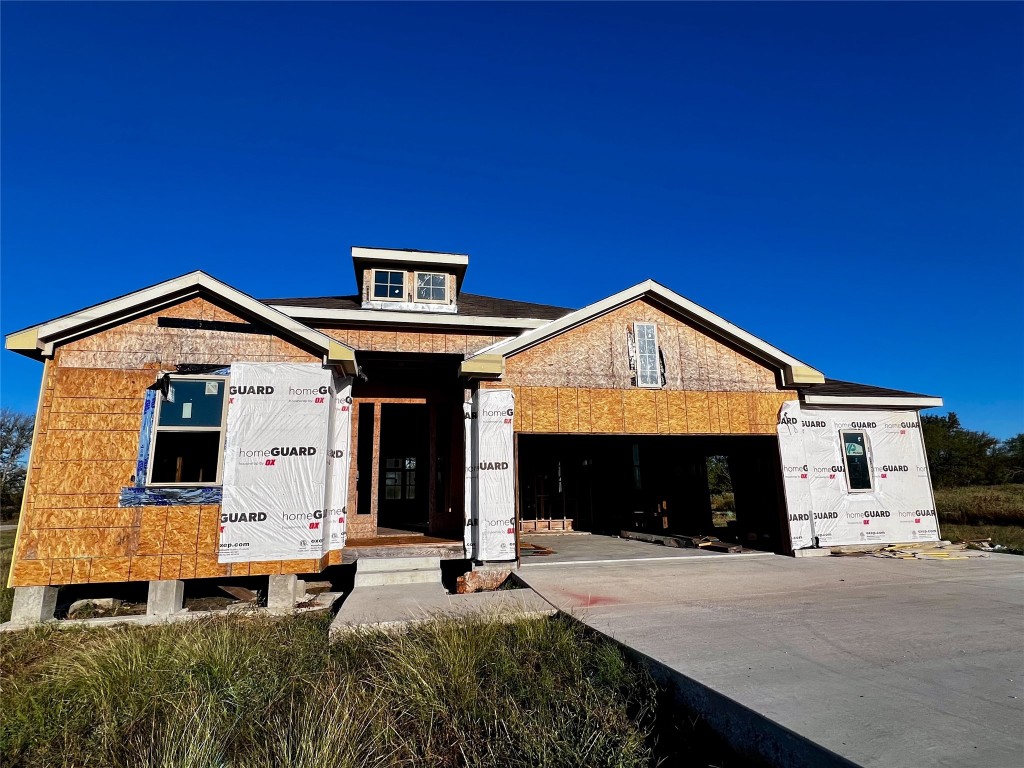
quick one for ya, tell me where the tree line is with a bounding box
[921,413,1023,488]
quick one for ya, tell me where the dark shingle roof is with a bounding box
[262,292,573,321]
[805,379,939,399]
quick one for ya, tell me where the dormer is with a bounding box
[352,246,468,314]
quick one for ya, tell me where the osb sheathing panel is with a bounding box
[9,296,337,588]
[317,325,511,357]
[59,296,319,370]
[511,387,796,436]
[502,298,781,392]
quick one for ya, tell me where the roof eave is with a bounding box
[5,271,357,367]
[802,394,944,409]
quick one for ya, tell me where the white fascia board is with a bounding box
[268,305,552,330]
[15,271,352,359]
[466,279,822,382]
[803,395,944,408]
[351,247,469,268]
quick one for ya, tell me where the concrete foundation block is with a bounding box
[10,586,59,625]
[146,580,185,616]
[267,574,299,613]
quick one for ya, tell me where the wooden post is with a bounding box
[369,403,382,527]
[428,403,437,533]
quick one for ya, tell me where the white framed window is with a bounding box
[633,322,661,388]
[148,376,228,486]
[840,430,873,492]
[372,269,406,301]
[415,271,448,303]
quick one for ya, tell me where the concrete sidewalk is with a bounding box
[517,553,1024,768]
[330,582,555,635]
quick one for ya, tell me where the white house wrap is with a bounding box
[778,401,939,549]
[463,399,476,561]
[468,389,516,562]
[322,373,353,553]
[218,363,333,563]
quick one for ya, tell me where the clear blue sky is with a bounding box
[2,2,1021,437]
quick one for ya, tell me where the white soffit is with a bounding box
[351,246,469,268]
[802,395,944,408]
[268,304,551,330]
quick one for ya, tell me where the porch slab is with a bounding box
[520,533,773,566]
[342,535,464,562]
[330,583,555,634]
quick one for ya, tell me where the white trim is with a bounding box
[370,268,407,302]
[352,247,469,268]
[839,429,874,493]
[464,279,823,387]
[7,271,355,362]
[147,374,230,487]
[803,395,943,408]
[269,305,553,330]
[633,321,661,389]
[413,270,449,304]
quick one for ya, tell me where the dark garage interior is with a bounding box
[517,434,788,552]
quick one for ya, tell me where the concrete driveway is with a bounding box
[520,532,773,565]
[517,552,1024,768]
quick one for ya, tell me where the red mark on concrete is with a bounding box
[559,590,621,607]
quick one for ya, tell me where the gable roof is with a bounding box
[6,271,357,372]
[801,379,943,408]
[462,279,825,387]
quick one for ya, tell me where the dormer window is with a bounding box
[415,272,448,303]
[373,270,405,300]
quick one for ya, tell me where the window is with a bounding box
[149,377,227,485]
[634,322,661,388]
[415,272,448,303]
[384,457,417,499]
[372,270,405,300]
[841,431,873,492]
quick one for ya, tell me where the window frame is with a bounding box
[146,374,230,487]
[840,429,874,493]
[413,271,449,304]
[371,269,407,302]
[633,321,662,389]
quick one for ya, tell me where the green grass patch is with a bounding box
[1,529,15,624]
[934,484,1024,526]
[1,611,717,768]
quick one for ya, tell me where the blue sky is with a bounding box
[2,2,1021,437]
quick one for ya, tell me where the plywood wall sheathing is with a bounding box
[503,298,781,392]
[9,295,338,588]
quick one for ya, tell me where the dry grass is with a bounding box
[0,612,665,768]
[934,484,1024,526]
[1,530,15,624]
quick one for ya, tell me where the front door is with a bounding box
[377,404,429,531]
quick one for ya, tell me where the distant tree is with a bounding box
[993,433,1024,484]
[705,455,733,495]
[921,412,999,487]
[0,409,34,520]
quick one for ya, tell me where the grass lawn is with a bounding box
[935,485,1024,554]
[1,529,14,624]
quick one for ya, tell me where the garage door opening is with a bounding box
[517,435,788,552]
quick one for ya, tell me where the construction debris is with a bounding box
[834,541,987,560]
[219,586,258,603]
